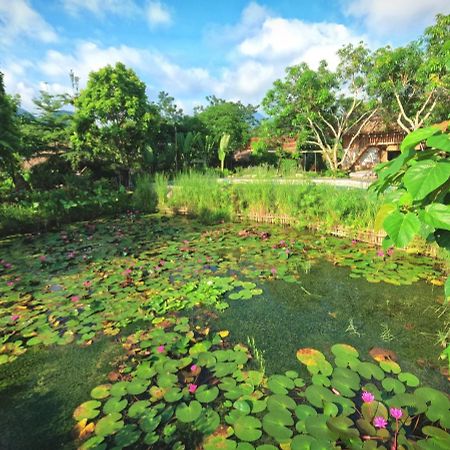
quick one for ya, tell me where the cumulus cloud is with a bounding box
[3,1,378,113]
[146,1,172,28]
[36,41,214,106]
[205,1,271,45]
[238,17,364,68]
[0,0,58,46]
[343,0,450,35]
[2,60,36,110]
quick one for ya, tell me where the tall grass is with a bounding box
[132,174,158,212]
[154,173,169,210]
[169,172,232,224]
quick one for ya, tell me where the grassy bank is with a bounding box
[0,181,130,236]
[157,171,381,231]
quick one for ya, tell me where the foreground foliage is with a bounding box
[73,316,450,450]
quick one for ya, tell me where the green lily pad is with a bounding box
[175,401,203,423]
[398,372,420,387]
[126,379,149,395]
[327,416,359,439]
[234,415,262,442]
[103,397,128,414]
[95,412,124,437]
[127,400,150,418]
[267,374,295,394]
[195,386,219,403]
[91,384,112,400]
[114,424,141,448]
[74,400,102,421]
[195,409,220,435]
[262,410,293,442]
[139,412,161,433]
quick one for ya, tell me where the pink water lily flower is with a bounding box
[390,407,403,420]
[270,267,277,275]
[361,391,375,403]
[71,295,80,303]
[4,263,12,269]
[11,314,20,321]
[6,281,14,287]
[191,364,198,372]
[373,416,388,429]
[188,383,198,393]
[39,255,46,262]
[83,281,92,288]
[387,247,394,256]
[157,345,165,353]
[376,249,384,257]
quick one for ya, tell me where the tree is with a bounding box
[263,43,377,172]
[156,91,183,171]
[21,89,72,157]
[0,71,22,183]
[368,14,449,132]
[196,96,257,167]
[71,63,152,183]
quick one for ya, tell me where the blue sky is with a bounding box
[1,0,449,113]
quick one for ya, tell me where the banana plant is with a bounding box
[218,133,231,173]
[176,131,201,169]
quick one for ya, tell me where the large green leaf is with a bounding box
[427,133,450,153]
[384,211,421,248]
[401,126,440,152]
[424,204,450,231]
[403,160,450,201]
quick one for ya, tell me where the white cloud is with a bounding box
[2,60,36,110]
[0,0,58,46]
[63,0,138,17]
[146,1,172,28]
[205,1,270,45]
[40,42,145,81]
[3,2,379,114]
[344,0,450,35]
[238,18,365,68]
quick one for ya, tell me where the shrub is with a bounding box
[132,174,157,213]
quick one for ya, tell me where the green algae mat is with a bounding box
[0,214,448,449]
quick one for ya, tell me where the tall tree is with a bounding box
[196,96,257,167]
[21,89,72,157]
[263,43,377,172]
[71,63,152,183]
[368,14,449,132]
[0,71,22,183]
[156,91,183,171]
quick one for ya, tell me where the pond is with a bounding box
[0,214,448,449]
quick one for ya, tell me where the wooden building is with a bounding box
[234,136,297,162]
[342,115,406,171]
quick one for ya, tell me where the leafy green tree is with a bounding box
[71,63,152,183]
[263,43,377,172]
[176,131,202,169]
[196,96,257,166]
[0,71,22,183]
[156,91,183,171]
[21,90,72,157]
[368,14,449,132]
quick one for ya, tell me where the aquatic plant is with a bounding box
[246,336,266,375]
[72,319,450,449]
[0,216,445,366]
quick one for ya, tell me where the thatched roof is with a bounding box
[345,113,404,136]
